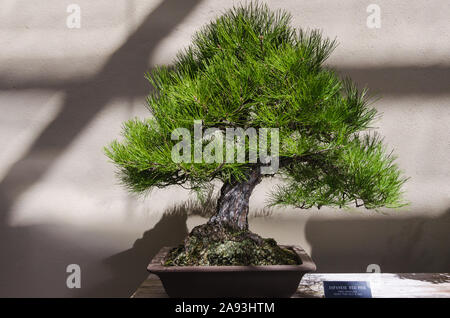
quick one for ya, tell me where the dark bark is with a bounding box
[208,168,262,230]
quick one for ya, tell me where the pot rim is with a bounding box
[147,245,317,273]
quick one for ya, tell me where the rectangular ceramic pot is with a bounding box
[147,245,316,298]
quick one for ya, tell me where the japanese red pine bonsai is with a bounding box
[105,3,407,266]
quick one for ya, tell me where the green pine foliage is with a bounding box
[105,2,407,210]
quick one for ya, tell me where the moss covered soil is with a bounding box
[164,223,301,266]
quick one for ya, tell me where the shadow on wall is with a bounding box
[0,204,189,297]
[72,192,221,297]
[336,66,450,96]
[74,208,189,298]
[0,0,202,225]
[305,208,450,273]
[0,0,201,297]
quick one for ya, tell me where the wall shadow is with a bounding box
[0,207,189,297]
[74,208,189,298]
[0,0,201,297]
[2,65,449,97]
[0,0,201,225]
[0,222,110,297]
[304,208,450,273]
[73,192,219,297]
[335,65,450,96]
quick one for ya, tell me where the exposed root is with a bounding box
[164,223,300,266]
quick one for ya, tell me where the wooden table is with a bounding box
[132,273,450,298]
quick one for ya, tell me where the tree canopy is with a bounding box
[105,3,407,210]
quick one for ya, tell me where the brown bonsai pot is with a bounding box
[147,245,316,298]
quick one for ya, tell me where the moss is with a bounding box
[164,223,301,266]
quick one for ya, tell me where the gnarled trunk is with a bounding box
[208,168,262,230]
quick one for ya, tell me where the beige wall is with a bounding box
[0,0,448,297]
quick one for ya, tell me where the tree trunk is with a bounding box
[208,168,262,230]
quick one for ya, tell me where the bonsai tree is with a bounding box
[105,3,407,265]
